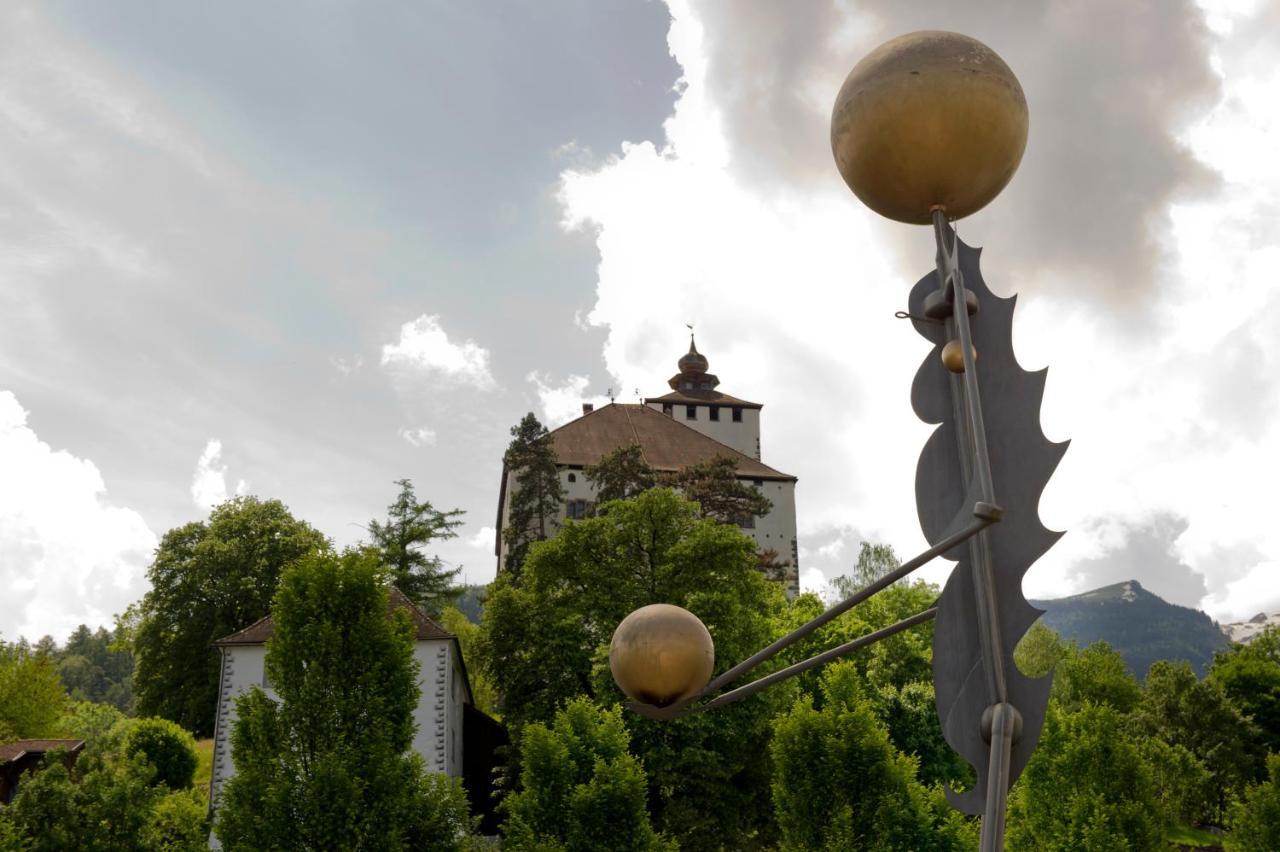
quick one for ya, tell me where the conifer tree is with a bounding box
[585,444,656,506]
[367,478,464,617]
[661,455,771,525]
[501,413,564,577]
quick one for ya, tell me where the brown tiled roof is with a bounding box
[214,587,453,646]
[0,739,84,763]
[644,390,763,410]
[551,404,795,481]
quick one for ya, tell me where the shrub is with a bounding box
[126,717,198,790]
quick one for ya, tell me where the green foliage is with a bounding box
[585,444,657,506]
[367,478,465,616]
[1227,753,1280,851]
[769,661,971,851]
[659,455,771,525]
[56,624,135,713]
[125,717,198,790]
[482,488,784,848]
[502,698,673,852]
[134,496,327,736]
[872,681,971,789]
[1211,626,1280,781]
[502,412,565,577]
[0,746,206,851]
[1138,737,1211,827]
[829,541,901,599]
[0,641,67,740]
[61,700,126,747]
[1007,704,1164,851]
[441,605,500,718]
[1014,621,1069,678]
[1136,660,1252,823]
[215,549,477,850]
[1053,641,1143,713]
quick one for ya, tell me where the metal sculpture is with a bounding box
[608,30,1063,850]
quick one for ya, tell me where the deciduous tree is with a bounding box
[214,549,476,851]
[132,497,327,736]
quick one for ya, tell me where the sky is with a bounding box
[2,0,1278,642]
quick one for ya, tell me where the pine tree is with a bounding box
[585,444,656,507]
[661,455,771,525]
[501,413,564,577]
[367,478,464,617]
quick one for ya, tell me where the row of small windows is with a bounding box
[661,403,743,422]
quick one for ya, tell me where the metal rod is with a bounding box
[700,518,992,696]
[980,702,1016,851]
[697,608,939,713]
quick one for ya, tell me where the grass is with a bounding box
[193,738,214,800]
[1166,823,1224,848]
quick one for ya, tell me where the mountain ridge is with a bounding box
[1030,579,1231,678]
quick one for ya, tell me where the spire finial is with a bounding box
[685,323,697,355]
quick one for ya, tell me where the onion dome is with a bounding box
[668,334,720,391]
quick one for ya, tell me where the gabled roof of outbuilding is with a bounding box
[0,739,84,764]
[214,587,453,646]
[550,403,795,482]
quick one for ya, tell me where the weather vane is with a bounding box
[608,31,1063,850]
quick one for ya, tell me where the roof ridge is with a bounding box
[388,586,453,639]
[619,405,652,466]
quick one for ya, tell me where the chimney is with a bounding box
[582,403,594,415]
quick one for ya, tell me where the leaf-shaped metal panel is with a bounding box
[911,236,1067,814]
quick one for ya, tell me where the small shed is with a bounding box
[0,739,85,803]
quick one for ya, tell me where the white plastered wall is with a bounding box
[645,402,761,459]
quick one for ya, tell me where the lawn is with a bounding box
[193,738,214,800]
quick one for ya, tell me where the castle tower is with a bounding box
[643,335,762,460]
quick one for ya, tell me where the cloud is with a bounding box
[398,426,438,448]
[191,439,246,510]
[468,526,497,550]
[0,391,156,640]
[799,566,827,597]
[1065,513,1208,609]
[381,314,497,390]
[527,372,612,427]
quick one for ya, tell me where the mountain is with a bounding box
[1030,580,1231,678]
[1220,611,1280,644]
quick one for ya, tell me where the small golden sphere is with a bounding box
[610,603,714,707]
[831,31,1028,224]
[942,339,977,373]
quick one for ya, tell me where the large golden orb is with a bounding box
[831,31,1027,224]
[610,603,714,707]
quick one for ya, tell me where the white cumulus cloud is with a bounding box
[191,439,246,509]
[381,314,496,390]
[527,372,612,427]
[0,391,156,639]
[468,526,497,550]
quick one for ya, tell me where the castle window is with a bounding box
[752,479,763,488]
[736,514,756,529]
[662,403,673,417]
[567,472,577,483]
[566,499,589,520]
[732,407,743,422]
[685,405,696,420]
[710,405,720,421]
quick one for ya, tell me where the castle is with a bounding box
[495,337,800,595]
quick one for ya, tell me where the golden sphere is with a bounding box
[831,31,1028,224]
[610,603,714,707]
[942,339,977,373]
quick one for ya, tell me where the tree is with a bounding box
[1227,753,1280,851]
[585,444,657,506]
[439,606,499,718]
[214,549,476,851]
[1014,621,1069,679]
[133,496,327,736]
[661,455,771,525]
[770,661,972,851]
[829,541,901,599]
[367,478,465,616]
[1007,704,1164,851]
[1135,660,1252,824]
[125,717,198,790]
[0,641,67,740]
[481,488,786,848]
[1211,626,1280,781]
[0,746,207,851]
[1053,641,1143,714]
[502,413,565,577]
[502,698,673,851]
